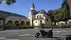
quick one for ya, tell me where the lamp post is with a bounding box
[2,18,5,30]
[0,18,5,30]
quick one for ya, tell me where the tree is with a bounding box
[0,0,16,5]
[48,0,70,22]
[48,10,54,21]
[61,0,70,21]
[48,9,62,22]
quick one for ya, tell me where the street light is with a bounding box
[2,18,5,30]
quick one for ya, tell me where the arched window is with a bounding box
[35,21,37,23]
[40,20,42,23]
[6,20,13,27]
[21,21,24,25]
[26,22,30,25]
[15,21,19,25]
[47,18,48,21]
[37,15,41,18]
[7,20,13,24]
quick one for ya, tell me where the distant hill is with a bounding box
[0,10,27,19]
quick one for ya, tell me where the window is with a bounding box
[43,15,45,17]
[40,20,42,23]
[15,21,19,26]
[21,21,24,25]
[47,19,48,21]
[7,20,13,24]
[26,22,30,25]
[37,15,41,18]
[37,16,39,18]
[6,20,13,27]
[15,21,19,25]
[35,21,37,23]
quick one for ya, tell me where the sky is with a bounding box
[0,0,63,17]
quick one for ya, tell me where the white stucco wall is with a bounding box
[35,13,46,19]
[67,19,71,25]
[33,19,45,26]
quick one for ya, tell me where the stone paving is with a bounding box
[0,28,71,40]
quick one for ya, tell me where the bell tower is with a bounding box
[29,3,36,26]
[30,3,35,11]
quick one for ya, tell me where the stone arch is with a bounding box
[7,20,13,24]
[26,21,30,25]
[6,20,13,27]
[21,21,25,25]
[15,21,19,26]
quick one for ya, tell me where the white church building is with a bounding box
[28,3,52,27]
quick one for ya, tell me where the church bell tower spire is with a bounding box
[29,3,36,26]
[31,3,35,10]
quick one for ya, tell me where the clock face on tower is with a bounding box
[30,3,35,10]
[31,8,34,10]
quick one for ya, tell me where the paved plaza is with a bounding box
[0,28,71,40]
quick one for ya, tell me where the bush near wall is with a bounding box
[5,23,18,29]
[34,26,53,28]
[67,22,71,25]
[18,25,33,29]
[63,24,71,28]
[0,23,34,29]
[34,26,48,28]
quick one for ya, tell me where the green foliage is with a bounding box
[6,0,16,5]
[61,0,68,8]
[11,0,16,3]
[69,22,71,25]
[0,0,2,4]
[48,0,70,22]
[6,0,11,5]
[0,11,26,19]
[0,0,16,5]
[5,23,13,27]
[48,10,54,21]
